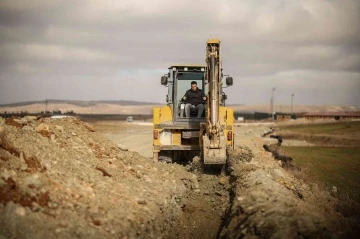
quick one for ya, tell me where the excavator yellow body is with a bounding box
[153,39,234,164]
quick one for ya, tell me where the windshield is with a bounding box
[177,72,204,81]
[177,72,204,101]
[175,71,205,119]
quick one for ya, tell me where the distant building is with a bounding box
[126,116,133,122]
[275,113,294,121]
[303,112,360,120]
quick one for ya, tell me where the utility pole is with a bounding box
[272,87,276,120]
[269,97,272,119]
[44,98,48,113]
[291,93,295,114]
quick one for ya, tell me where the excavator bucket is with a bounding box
[202,135,227,164]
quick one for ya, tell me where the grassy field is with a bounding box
[280,121,360,136]
[278,121,360,148]
[277,121,360,210]
[283,146,360,203]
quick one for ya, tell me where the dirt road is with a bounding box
[93,121,153,158]
[0,117,358,238]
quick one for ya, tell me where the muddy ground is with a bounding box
[0,117,359,238]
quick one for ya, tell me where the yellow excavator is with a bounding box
[153,39,234,164]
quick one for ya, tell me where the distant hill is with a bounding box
[0,100,163,115]
[0,99,160,107]
[229,104,358,113]
[0,100,357,115]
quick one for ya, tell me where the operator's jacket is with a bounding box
[184,88,205,106]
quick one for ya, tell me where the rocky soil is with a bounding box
[220,140,358,238]
[0,116,359,238]
[0,116,207,238]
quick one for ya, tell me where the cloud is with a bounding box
[0,0,359,108]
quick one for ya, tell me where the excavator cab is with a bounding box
[161,65,207,121]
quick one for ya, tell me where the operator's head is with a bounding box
[191,81,198,91]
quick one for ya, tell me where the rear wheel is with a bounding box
[158,150,174,163]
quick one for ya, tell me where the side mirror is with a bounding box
[226,77,233,86]
[161,76,168,85]
[222,94,227,100]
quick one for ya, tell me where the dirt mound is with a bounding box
[220,139,359,238]
[0,116,201,238]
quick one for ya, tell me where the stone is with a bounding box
[15,206,26,216]
[215,191,223,196]
[24,116,37,122]
[83,122,96,132]
[0,168,17,181]
[43,162,51,170]
[237,196,244,201]
[50,134,56,142]
[36,123,50,137]
[13,118,28,125]
[20,164,28,171]
[23,173,44,188]
[218,177,227,185]
[271,168,286,180]
[118,144,128,151]
[35,123,50,133]
[192,182,200,189]
[137,199,147,205]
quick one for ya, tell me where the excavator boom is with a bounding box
[202,39,227,164]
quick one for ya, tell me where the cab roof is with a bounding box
[168,64,206,69]
[207,38,220,44]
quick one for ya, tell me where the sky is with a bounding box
[0,0,359,108]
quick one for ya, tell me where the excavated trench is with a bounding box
[163,150,253,239]
[168,169,231,239]
[166,143,358,239]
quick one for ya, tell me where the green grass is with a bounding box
[283,146,360,203]
[278,121,360,147]
[281,121,360,136]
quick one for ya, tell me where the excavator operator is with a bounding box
[182,81,207,118]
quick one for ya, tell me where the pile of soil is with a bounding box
[0,116,216,238]
[220,139,359,238]
[0,116,358,238]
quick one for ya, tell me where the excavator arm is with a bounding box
[202,39,227,164]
